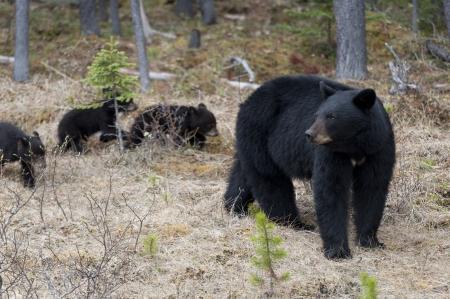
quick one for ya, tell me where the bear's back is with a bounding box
[0,122,27,161]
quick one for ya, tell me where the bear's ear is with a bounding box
[32,131,39,137]
[353,89,376,110]
[198,103,207,109]
[319,81,337,99]
[188,106,197,115]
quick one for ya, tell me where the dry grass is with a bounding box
[1,74,449,298]
[1,0,450,297]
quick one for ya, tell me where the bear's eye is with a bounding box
[326,113,336,120]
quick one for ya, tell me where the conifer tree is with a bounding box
[250,212,290,295]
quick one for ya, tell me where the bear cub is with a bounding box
[0,122,46,188]
[224,75,395,259]
[58,96,137,153]
[128,103,218,148]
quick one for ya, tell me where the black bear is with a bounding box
[57,97,137,153]
[127,103,219,148]
[224,75,395,259]
[0,122,46,188]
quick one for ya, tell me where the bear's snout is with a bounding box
[305,119,332,145]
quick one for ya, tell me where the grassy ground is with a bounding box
[0,1,449,298]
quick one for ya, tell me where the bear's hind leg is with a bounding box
[224,159,254,215]
[248,171,310,230]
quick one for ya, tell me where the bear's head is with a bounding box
[188,103,219,137]
[18,131,46,168]
[305,81,376,146]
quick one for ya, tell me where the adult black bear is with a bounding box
[224,75,395,259]
[57,98,137,153]
[0,122,46,188]
[128,103,218,148]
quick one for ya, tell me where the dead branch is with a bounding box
[225,56,256,82]
[222,79,260,90]
[40,61,79,83]
[433,83,450,91]
[0,55,14,64]
[385,43,419,95]
[120,68,176,80]
[122,194,152,252]
[425,40,450,62]
[139,0,176,41]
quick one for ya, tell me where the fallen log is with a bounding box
[425,40,450,62]
[0,55,14,64]
[120,68,176,80]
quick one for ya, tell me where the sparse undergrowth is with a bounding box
[0,0,449,297]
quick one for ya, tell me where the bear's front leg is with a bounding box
[352,150,394,249]
[312,148,353,259]
[20,160,35,188]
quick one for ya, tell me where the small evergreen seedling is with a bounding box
[143,233,158,257]
[85,39,137,101]
[359,272,378,299]
[85,39,138,152]
[250,211,290,294]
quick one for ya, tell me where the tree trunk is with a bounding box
[444,0,450,40]
[412,0,418,34]
[79,0,100,35]
[14,0,29,82]
[97,0,109,22]
[110,0,121,35]
[175,0,195,18]
[333,0,367,80]
[199,0,216,25]
[130,0,150,91]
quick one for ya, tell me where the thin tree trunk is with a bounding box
[412,0,418,34]
[110,0,121,35]
[333,0,367,80]
[14,0,29,82]
[175,0,195,18]
[79,0,100,35]
[199,0,216,25]
[97,0,109,22]
[444,0,450,40]
[188,29,201,48]
[131,0,150,91]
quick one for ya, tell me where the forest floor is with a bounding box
[0,1,449,298]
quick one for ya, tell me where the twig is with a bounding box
[50,157,68,221]
[40,61,79,83]
[122,194,152,252]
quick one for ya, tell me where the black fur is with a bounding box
[224,75,395,259]
[128,103,218,148]
[0,122,46,188]
[57,98,137,153]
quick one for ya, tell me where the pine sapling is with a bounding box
[143,233,158,257]
[250,211,290,295]
[85,38,138,152]
[359,272,378,299]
